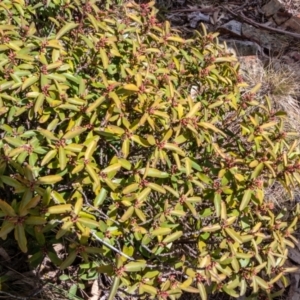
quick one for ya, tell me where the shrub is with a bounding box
[0,1,300,299]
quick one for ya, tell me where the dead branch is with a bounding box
[222,5,300,39]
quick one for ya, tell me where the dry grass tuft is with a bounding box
[263,60,300,98]
[262,58,300,134]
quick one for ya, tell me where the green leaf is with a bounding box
[140,284,157,296]
[214,193,221,217]
[197,282,207,300]
[41,149,58,166]
[63,127,87,140]
[100,48,109,69]
[48,204,72,214]
[60,250,77,270]
[77,218,99,229]
[239,189,252,211]
[151,227,172,236]
[4,137,24,147]
[199,122,226,137]
[24,216,46,225]
[119,207,135,223]
[37,175,62,185]
[123,84,139,91]
[94,188,108,207]
[59,146,67,170]
[136,187,151,202]
[224,228,242,244]
[222,286,239,298]
[59,274,70,281]
[167,36,186,43]
[0,200,16,216]
[108,277,120,300]
[251,162,264,179]
[0,221,15,238]
[56,22,79,39]
[124,260,146,272]
[37,127,58,140]
[15,224,28,253]
[139,167,169,178]
[0,176,24,189]
[22,76,39,90]
[162,231,183,244]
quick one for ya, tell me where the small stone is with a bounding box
[224,39,262,56]
[273,11,291,25]
[288,51,300,61]
[218,20,242,36]
[288,274,300,300]
[242,23,289,55]
[262,0,284,17]
[288,247,300,265]
[170,15,186,26]
[282,16,300,33]
[188,12,210,28]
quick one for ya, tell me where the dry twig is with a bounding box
[222,5,300,39]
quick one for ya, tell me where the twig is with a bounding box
[183,229,203,237]
[29,287,46,298]
[47,23,55,38]
[0,291,27,300]
[90,230,134,261]
[170,7,217,13]
[222,6,300,40]
[184,244,198,257]
[108,142,120,156]
[141,243,178,258]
